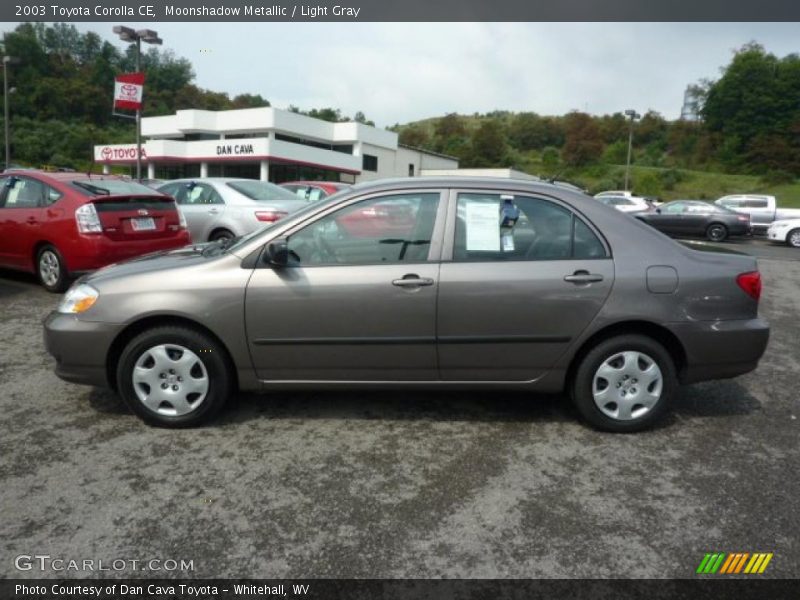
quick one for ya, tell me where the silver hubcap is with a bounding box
[132,344,209,417]
[789,230,800,247]
[39,250,60,287]
[709,226,724,241]
[592,351,663,421]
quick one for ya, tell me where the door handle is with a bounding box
[564,270,604,284]
[208,208,219,214]
[26,217,38,225]
[392,275,434,288]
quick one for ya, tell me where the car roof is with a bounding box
[345,176,586,196]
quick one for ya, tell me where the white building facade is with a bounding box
[93,107,458,183]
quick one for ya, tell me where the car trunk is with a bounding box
[91,195,181,241]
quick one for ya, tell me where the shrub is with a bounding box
[761,169,796,186]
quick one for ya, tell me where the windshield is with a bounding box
[72,179,164,196]
[227,180,299,202]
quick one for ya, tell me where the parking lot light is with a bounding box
[3,54,20,170]
[624,109,641,192]
[113,26,163,182]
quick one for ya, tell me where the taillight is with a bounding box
[75,203,102,234]
[736,271,762,301]
[255,210,288,222]
[737,215,749,222]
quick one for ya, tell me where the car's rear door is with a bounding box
[245,189,447,381]
[171,182,225,242]
[437,189,614,381]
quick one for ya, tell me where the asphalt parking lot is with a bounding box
[0,237,798,579]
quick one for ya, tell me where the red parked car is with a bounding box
[279,180,351,202]
[0,170,191,292]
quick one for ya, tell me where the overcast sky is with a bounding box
[71,22,800,126]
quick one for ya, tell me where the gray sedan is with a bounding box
[44,177,769,432]
[158,178,307,243]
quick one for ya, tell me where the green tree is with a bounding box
[467,120,508,167]
[561,112,604,166]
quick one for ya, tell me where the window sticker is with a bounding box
[465,200,500,251]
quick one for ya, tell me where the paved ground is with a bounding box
[0,238,798,579]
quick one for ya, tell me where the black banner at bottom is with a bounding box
[2,579,798,600]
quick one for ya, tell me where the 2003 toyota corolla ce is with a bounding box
[44,177,769,432]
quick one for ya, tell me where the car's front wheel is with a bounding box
[572,334,677,432]
[787,228,800,248]
[116,325,231,427]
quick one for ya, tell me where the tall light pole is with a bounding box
[3,55,20,170]
[113,26,162,181]
[623,109,641,192]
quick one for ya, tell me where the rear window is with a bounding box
[71,179,164,196]
[227,180,299,202]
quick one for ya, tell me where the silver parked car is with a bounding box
[44,177,769,432]
[157,178,307,243]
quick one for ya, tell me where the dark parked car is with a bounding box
[44,177,769,432]
[635,200,751,242]
[0,171,190,292]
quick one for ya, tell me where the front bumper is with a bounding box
[43,311,122,387]
[669,318,770,384]
[766,227,787,242]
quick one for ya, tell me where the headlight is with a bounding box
[57,284,99,314]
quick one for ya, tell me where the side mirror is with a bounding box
[655,207,661,214]
[265,238,289,266]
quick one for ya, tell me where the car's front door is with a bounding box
[245,190,446,381]
[437,190,614,381]
[0,176,47,269]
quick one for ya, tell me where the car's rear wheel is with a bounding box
[36,245,69,293]
[787,228,800,248]
[572,334,677,432]
[116,326,231,427]
[209,229,234,243]
[706,223,728,242]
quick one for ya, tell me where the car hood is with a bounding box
[82,243,214,284]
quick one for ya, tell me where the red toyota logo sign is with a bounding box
[101,147,113,160]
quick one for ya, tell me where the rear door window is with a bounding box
[453,193,607,262]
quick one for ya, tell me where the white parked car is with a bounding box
[594,193,652,213]
[715,194,800,234]
[766,218,800,248]
[158,178,307,243]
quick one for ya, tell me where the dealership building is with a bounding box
[94,107,458,183]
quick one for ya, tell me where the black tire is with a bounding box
[787,228,800,248]
[572,334,677,433]
[706,223,728,242]
[36,244,70,293]
[116,325,231,427]
[209,229,234,243]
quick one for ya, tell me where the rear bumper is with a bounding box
[669,318,770,384]
[43,311,122,388]
[66,232,191,272]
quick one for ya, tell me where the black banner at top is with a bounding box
[4,0,800,22]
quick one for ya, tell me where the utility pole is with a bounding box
[3,55,19,170]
